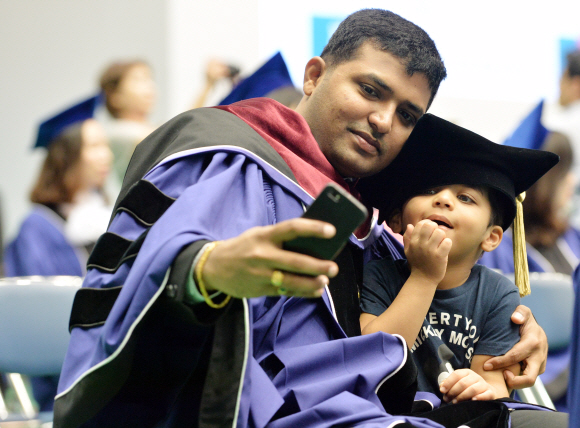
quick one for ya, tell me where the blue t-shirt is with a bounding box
[361,258,520,396]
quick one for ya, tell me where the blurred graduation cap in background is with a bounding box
[219,52,299,106]
[34,94,102,149]
[503,100,549,150]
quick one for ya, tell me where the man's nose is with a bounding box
[369,104,396,134]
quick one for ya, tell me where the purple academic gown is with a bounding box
[479,229,580,412]
[4,205,85,278]
[53,101,440,428]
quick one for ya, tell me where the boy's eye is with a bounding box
[424,188,438,195]
[398,109,417,126]
[458,194,474,203]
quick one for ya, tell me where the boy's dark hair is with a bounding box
[566,50,580,78]
[479,186,505,228]
[320,9,447,108]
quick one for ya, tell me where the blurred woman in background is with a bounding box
[4,117,113,412]
[99,60,156,186]
[522,131,580,272]
[479,124,578,412]
[480,131,579,275]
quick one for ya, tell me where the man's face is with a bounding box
[296,42,432,178]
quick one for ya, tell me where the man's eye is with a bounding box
[362,85,378,97]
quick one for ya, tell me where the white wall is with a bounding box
[166,0,261,116]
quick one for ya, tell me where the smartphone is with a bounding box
[283,183,368,260]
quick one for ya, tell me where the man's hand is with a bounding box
[483,305,548,389]
[439,369,498,403]
[404,220,452,287]
[201,218,339,299]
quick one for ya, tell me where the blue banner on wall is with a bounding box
[560,38,580,74]
[312,16,344,57]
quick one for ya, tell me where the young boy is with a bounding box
[358,114,559,405]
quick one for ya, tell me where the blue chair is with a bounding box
[568,265,580,426]
[0,276,82,424]
[514,272,574,409]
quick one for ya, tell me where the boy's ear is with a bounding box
[388,210,404,234]
[481,225,503,253]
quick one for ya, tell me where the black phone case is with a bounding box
[283,183,368,260]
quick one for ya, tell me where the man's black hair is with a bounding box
[320,8,447,108]
[566,50,580,77]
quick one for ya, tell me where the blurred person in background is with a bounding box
[192,58,240,108]
[4,96,113,412]
[544,50,580,227]
[479,100,579,411]
[217,51,303,108]
[193,52,303,109]
[521,131,579,274]
[480,101,580,275]
[98,60,157,186]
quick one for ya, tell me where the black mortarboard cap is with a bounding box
[357,114,559,230]
[34,94,102,149]
[218,52,295,105]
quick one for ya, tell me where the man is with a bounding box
[54,9,554,428]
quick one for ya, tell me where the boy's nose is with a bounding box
[433,190,454,208]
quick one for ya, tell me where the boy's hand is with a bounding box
[404,220,452,286]
[439,369,497,403]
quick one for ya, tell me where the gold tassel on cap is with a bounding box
[512,192,530,297]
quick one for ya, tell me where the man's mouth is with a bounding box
[350,130,380,153]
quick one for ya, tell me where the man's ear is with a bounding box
[388,210,404,234]
[481,225,503,252]
[302,57,326,96]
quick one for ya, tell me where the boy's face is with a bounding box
[390,184,503,262]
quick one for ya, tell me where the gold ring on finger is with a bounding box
[271,270,285,287]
